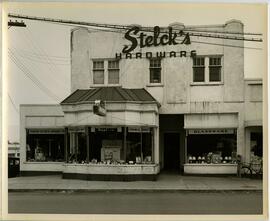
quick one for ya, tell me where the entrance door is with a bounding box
[163,133,180,172]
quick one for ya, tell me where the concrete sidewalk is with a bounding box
[8,174,263,191]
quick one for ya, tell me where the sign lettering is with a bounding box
[122,26,191,54]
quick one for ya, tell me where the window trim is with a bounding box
[209,56,222,82]
[191,55,223,85]
[91,59,121,87]
[149,58,163,85]
[92,60,105,85]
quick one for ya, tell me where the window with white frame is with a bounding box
[209,57,222,82]
[108,60,120,84]
[149,58,161,83]
[93,61,105,84]
[192,56,222,83]
[92,59,120,85]
[193,57,205,82]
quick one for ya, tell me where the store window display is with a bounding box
[26,130,65,162]
[186,131,237,164]
[64,127,155,165]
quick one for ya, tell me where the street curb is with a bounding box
[8,189,263,193]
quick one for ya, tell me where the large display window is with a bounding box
[186,129,237,164]
[68,129,87,163]
[26,129,65,162]
[66,127,154,165]
[89,128,123,163]
[126,128,153,164]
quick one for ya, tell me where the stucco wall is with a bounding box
[61,102,159,127]
[70,20,244,108]
[244,79,263,125]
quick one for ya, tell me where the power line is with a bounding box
[185,28,262,36]
[14,28,68,88]
[8,49,60,101]
[10,48,70,65]
[187,32,262,42]
[10,47,69,60]
[8,93,19,114]
[8,13,263,43]
[24,27,67,78]
[190,40,262,50]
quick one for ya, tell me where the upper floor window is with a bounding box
[150,59,161,83]
[92,59,120,85]
[93,61,104,84]
[193,57,205,82]
[209,57,222,82]
[192,56,223,83]
[108,60,120,84]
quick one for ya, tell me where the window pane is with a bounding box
[209,67,221,82]
[150,68,161,83]
[93,61,104,69]
[108,60,119,69]
[193,67,205,82]
[150,59,161,83]
[210,57,221,66]
[193,57,204,66]
[93,70,104,84]
[150,59,161,68]
[108,70,119,84]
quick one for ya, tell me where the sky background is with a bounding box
[3,2,267,142]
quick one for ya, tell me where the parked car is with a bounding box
[8,157,20,178]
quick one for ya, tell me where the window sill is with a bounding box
[90,84,122,88]
[190,82,223,86]
[146,83,164,87]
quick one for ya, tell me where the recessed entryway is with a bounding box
[163,133,180,172]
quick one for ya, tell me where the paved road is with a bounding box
[9,191,262,214]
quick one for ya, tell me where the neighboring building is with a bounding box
[8,141,20,158]
[19,20,263,180]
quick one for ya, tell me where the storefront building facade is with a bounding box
[19,19,263,180]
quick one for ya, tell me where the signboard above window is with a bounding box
[28,129,65,134]
[188,128,235,135]
[128,127,151,133]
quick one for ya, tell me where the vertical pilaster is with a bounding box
[86,126,90,163]
[64,127,68,163]
[151,128,154,162]
[123,127,127,162]
[154,127,159,165]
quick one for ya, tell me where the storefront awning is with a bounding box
[60,87,159,127]
[61,87,160,106]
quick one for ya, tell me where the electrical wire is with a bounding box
[15,28,68,88]
[24,28,67,77]
[190,40,262,50]
[8,14,263,42]
[10,47,70,60]
[8,49,61,101]
[9,51,60,102]
[11,49,70,66]
[184,28,262,36]
[8,93,19,114]
[10,47,69,63]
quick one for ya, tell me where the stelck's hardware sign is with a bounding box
[122,26,191,53]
